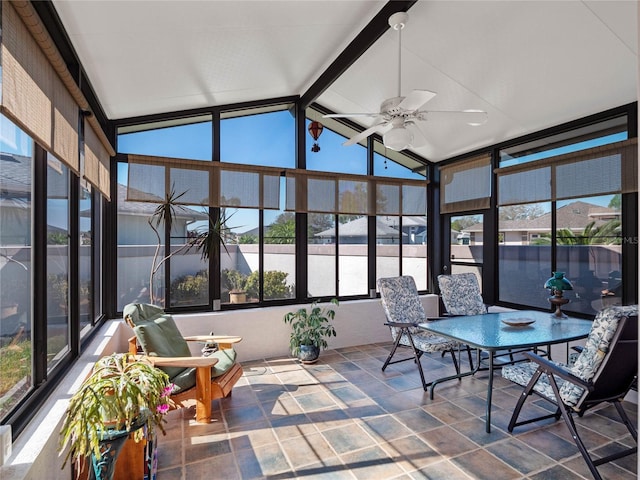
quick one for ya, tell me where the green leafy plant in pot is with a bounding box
[283,299,338,363]
[59,353,174,480]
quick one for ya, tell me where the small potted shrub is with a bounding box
[283,299,339,363]
[59,353,174,480]
[224,269,248,303]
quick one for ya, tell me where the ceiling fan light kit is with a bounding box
[325,11,487,152]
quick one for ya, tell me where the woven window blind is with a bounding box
[440,153,492,213]
[2,2,114,196]
[126,155,281,209]
[84,119,111,200]
[496,138,637,206]
[286,170,427,216]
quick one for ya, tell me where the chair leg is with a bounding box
[558,402,604,480]
[613,400,638,442]
[508,368,544,432]
[382,333,404,371]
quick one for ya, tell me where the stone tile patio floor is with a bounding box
[155,343,637,479]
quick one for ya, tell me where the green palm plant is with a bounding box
[147,185,229,304]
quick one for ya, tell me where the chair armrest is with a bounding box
[139,355,219,369]
[384,321,418,329]
[523,352,594,391]
[571,345,584,353]
[184,335,242,344]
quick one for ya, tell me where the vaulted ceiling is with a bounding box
[51,0,637,162]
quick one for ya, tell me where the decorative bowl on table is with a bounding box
[501,318,536,327]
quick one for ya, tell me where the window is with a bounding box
[0,117,34,421]
[496,116,635,313]
[46,154,70,371]
[221,109,295,168]
[305,120,367,175]
[79,186,93,333]
[118,115,213,161]
[556,195,622,316]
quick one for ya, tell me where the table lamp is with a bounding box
[544,272,573,318]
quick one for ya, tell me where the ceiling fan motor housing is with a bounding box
[380,96,406,116]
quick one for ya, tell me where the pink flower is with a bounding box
[156,403,170,414]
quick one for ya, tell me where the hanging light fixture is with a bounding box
[308,121,323,152]
[382,118,413,151]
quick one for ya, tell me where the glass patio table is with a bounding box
[419,310,592,432]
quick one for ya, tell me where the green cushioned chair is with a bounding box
[124,303,243,423]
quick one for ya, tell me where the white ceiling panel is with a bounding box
[51,0,637,162]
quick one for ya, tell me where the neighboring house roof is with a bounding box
[465,201,619,233]
[0,153,31,197]
[81,183,209,221]
[315,216,406,238]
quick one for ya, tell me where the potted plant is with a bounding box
[283,299,339,363]
[225,269,248,303]
[59,353,174,480]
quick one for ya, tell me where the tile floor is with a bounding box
[155,343,637,479]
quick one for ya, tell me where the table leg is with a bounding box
[429,347,481,400]
[485,351,494,433]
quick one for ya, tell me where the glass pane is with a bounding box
[169,205,210,308]
[376,215,400,283]
[402,215,427,290]
[450,214,483,263]
[499,115,627,167]
[221,110,294,168]
[79,185,93,333]
[117,116,213,161]
[264,205,295,301]
[374,152,425,179]
[221,209,258,305]
[556,195,621,315]
[498,202,551,308]
[306,122,367,175]
[338,214,367,296]
[308,213,335,297]
[0,116,33,421]
[117,163,159,310]
[46,154,70,371]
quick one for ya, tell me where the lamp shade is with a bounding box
[383,126,413,151]
[544,272,573,292]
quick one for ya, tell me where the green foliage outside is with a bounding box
[532,219,621,245]
[47,232,69,245]
[171,270,209,304]
[245,270,292,300]
[0,340,32,418]
[238,234,258,244]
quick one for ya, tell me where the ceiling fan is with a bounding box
[324,12,488,151]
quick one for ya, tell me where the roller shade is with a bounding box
[84,119,111,200]
[440,153,492,213]
[126,155,281,209]
[497,138,637,206]
[286,170,427,216]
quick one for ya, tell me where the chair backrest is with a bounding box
[561,304,638,408]
[123,303,192,379]
[437,273,486,316]
[377,276,425,338]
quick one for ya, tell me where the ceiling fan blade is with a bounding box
[323,113,380,119]
[343,121,389,146]
[398,90,436,111]
[405,122,427,148]
[421,110,488,126]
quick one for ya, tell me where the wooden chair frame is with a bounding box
[128,335,243,423]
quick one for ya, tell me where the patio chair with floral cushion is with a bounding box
[377,276,473,391]
[502,304,638,480]
[438,272,547,366]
